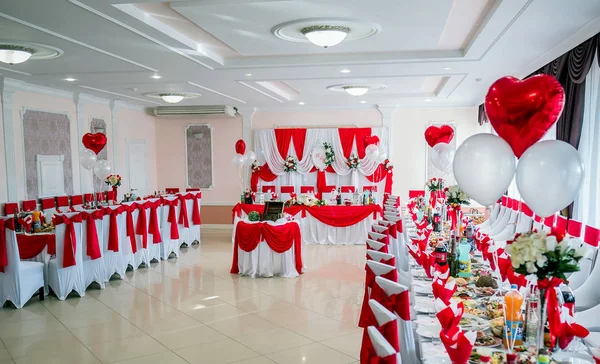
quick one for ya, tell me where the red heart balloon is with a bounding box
[235,139,246,155]
[364,135,380,146]
[424,125,454,148]
[485,75,564,158]
[82,133,107,155]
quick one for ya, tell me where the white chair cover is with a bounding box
[367,239,387,252]
[48,212,86,300]
[81,211,105,289]
[142,198,163,262]
[0,218,44,308]
[101,206,128,281]
[573,251,600,310]
[376,277,419,364]
[490,209,518,240]
[367,250,395,263]
[480,205,508,234]
[160,196,180,260]
[367,327,397,358]
[477,203,501,230]
[184,193,201,245]
[234,220,300,278]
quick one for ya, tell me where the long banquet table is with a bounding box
[232,203,382,245]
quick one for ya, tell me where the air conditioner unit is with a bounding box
[153,105,237,117]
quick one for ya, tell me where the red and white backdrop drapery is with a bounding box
[251,127,392,201]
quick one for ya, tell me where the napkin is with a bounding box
[435,298,464,332]
[506,268,528,289]
[590,347,600,364]
[432,279,456,304]
[433,266,450,282]
[558,306,589,350]
[497,254,511,281]
[417,252,434,278]
[440,327,477,364]
[407,243,421,261]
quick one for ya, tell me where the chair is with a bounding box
[48,212,86,300]
[480,197,509,234]
[362,300,400,361]
[340,186,355,201]
[40,198,57,222]
[408,190,425,199]
[161,196,181,260]
[366,239,388,253]
[80,210,105,289]
[359,260,398,327]
[365,326,398,363]
[143,198,165,260]
[567,219,583,238]
[0,217,45,308]
[321,186,336,200]
[101,205,128,281]
[125,201,160,268]
[84,193,94,204]
[300,186,315,198]
[70,195,83,211]
[166,188,180,194]
[56,196,70,213]
[478,200,502,230]
[21,200,37,212]
[96,192,106,203]
[184,192,201,245]
[366,250,395,267]
[262,186,275,201]
[280,186,294,202]
[106,190,116,205]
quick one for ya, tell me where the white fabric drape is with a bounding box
[574,57,600,228]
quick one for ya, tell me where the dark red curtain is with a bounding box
[251,164,279,192]
[274,129,293,159]
[291,129,307,160]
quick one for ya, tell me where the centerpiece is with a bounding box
[445,184,470,231]
[105,174,121,204]
[251,160,261,173]
[284,155,297,172]
[346,154,359,170]
[505,230,587,355]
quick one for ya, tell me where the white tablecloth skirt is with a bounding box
[236,241,299,278]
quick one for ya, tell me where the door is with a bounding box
[127,140,147,196]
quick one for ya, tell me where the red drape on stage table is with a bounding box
[365,164,393,194]
[230,221,303,275]
[104,206,124,252]
[274,129,294,159]
[305,205,381,227]
[15,234,57,259]
[232,204,304,222]
[251,164,278,192]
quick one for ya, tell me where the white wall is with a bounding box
[391,107,488,203]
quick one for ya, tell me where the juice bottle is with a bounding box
[504,284,524,348]
[457,238,472,278]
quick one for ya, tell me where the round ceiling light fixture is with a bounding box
[159,93,186,103]
[0,45,34,64]
[145,92,201,104]
[343,85,370,96]
[301,25,350,48]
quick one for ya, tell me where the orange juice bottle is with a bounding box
[503,284,524,348]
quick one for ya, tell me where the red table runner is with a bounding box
[17,233,56,258]
[231,221,303,275]
[232,204,381,228]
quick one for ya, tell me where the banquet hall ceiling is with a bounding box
[0,0,599,110]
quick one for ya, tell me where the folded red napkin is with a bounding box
[435,299,464,332]
[591,347,600,364]
[434,262,449,279]
[506,268,528,289]
[497,254,511,281]
[558,307,589,350]
[432,279,456,304]
[440,327,477,364]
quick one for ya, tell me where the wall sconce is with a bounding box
[193,133,204,140]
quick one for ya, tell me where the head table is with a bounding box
[232,203,383,245]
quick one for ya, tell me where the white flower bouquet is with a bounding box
[505,230,586,280]
[425,177,443,191]
[105,174,121,187]
[444,185,470,206]
[284,155,297,172]
[251,160,261,173]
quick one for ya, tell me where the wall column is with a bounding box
[377,105,397,158]
[2,80,17,201]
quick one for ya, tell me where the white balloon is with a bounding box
[93,159,112,181]
[79,148,97,170]
[430,143,455,172]
[311,144,327,171]
[231,154,244,167]
[516,140,584,217]
[365,144,380,161]
[244,150,256,164]
[453,134,516,206]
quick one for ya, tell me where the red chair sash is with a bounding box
[84,193,94,202]
[144,201,162,244]
[104,206,123,252]
[567,220,583,237]
[53,214,83,268]
[178,195,190,228]
[22,200,36,212]
[371,283,411,321]
[136,204,149,249]
[584,225,599,247]
[359,266,398,327]
[164,199,180,240]
[280,186,294,193]
[191,194,201,225]
[80,211,103,260]
[300,186,315,194]
[125,205,138,254]
[41,198,55,210]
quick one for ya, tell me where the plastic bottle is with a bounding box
[457,238,472,278]
[504,284,524,349]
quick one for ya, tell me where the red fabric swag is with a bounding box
[365,164,393,194]
[135,204,149,249]
[145,201,162,244]
[191,193,201,225]
[178,195,190,228]
[250,163,278,192]
[17,233,56,259]
[291,129,306,160]
[274,129,294,159]
[80,211,103,260]
[125,205,138,254]
[53,214,83,268]
[164,199,180,240]
[104,206,123,252]
[305,205,382,228]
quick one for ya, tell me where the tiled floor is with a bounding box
[0,228,367,364]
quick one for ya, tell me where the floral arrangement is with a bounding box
[323,142,335,167]
[284,192,298,207]
[105,174,122,187]
[383,159,393,172]
[248,211,260,222]
[284,155,297,172]
[297,194,326,207]
[408,195,426,212]
[346,154,360,170]
[444,185,470,206]
[426,177,444,192]
[251,160,261,173]
[505,230,587,279]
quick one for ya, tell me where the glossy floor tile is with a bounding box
[0,228,366,363]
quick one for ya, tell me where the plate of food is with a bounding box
[552,352,594,364]
[475,331,502,347]
[460,315,490,331]
[475,287,497,296]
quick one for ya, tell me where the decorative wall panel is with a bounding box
[185,124,213,189]
[23,110,73,199]
[91,118,108,192]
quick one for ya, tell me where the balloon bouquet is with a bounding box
[453,74,583,220]
[231,139,256,196]
[425,124,456,175]
[79,132,112,206]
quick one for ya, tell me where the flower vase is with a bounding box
[536,288,548,355]
[112,186,118,204]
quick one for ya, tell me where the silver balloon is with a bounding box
[79,148,97,170]
[516,140,584,217]
[93,159,112,181]
[231,154,244,167]
[430,143,455,172]
[453,134,515,206]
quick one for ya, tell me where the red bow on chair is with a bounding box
[190,193,201,225]
[164,199,180,240]
[178,195,190,228]
[144,200,162,244]
[104,206,124,252]
[80,210,104,260]
[370,283,411,321]
[135,204,148,249]
[53,214,83,268]
[125,205,138,254]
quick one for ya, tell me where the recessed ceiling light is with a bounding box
[151,75,162,79]
[340,69,351,73]
[425,99,432,102]
[64,77,76,82]
[444,67,451,70]
[245,73,252,77]
[360,100,366,104]
[298,102,305,105]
